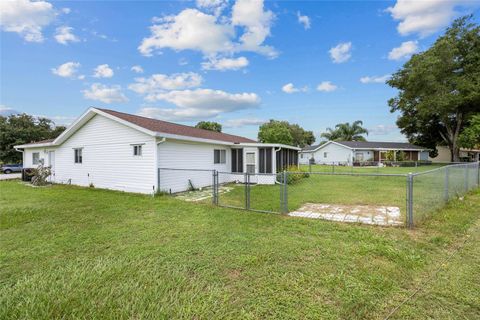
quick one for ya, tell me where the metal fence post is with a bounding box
[212,170,216,205]
[464,164,469,192]
[246,173,251,210]
[407,173,414,229]
[158,168,161,193]
[444,166,449,202]
[477,162,480,187]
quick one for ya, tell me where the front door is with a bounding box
[48,151,55,182]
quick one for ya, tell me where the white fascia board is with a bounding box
[237,143,301,150]
[15,142,55,149]
[301,141,348,153]
[93,108,157,137]
[154,133,234,146]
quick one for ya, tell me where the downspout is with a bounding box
[274,147,282,184]
[154,137,167,195]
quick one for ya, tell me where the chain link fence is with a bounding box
[158,162,479,228]
[409,162,480,226]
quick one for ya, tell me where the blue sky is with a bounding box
[1,0,479,142]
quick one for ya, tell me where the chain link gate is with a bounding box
[212,170,286,214]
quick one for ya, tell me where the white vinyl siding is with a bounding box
[50,114,156,194]
[158,140,231,193]
[311,142,353,164]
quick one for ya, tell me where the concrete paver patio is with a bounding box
[288,203,403,226]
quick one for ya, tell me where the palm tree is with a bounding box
[320,120,368,141]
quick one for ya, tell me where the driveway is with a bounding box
[0,173,21,180]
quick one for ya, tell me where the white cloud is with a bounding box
[224,118,265,128]
[196,0,228,16]
[51,62,81,78]
[93,64,114,78]
[137,89,260,121]
[138,8,234,56]
[82,83,128,104]
[201,56,249,71]
[54,26,79,45]
[231,0,277,57]
[131,65,144,73]
[387,0,476,37]
[360,74,391,84]
[329,42,352,63]
[61,7,71,14]
[0,0,56,42]
[129,72,203,100]
[0,106,20,116]
[317,81,338,92]
[388,40,418,60]
[138,0,277,59]
[282,83,308,94]
[297,12,311,30]
[369,124,399,136]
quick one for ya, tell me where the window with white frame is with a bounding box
[74,148,83,164]
[32,152,40,165]
[214,149,226,164]
[355,152,364,161]
[133,145,143,156]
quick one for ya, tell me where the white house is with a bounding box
[15,108,299,194]
[299,141,429,165]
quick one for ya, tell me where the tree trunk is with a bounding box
[441,112,463,162]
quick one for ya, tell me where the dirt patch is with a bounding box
[174,185,233,202]
[289,203,403,227]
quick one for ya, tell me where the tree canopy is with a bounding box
[195,121,222,132]
[320,120,369,141]
[0,114,65,163]
[458,114,480,149]
[257,120,315,147]
[387,15,480,161]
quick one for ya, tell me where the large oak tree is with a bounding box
[387,16,480,161]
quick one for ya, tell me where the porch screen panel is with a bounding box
[259,148,265,173]
[266,148,272,173]
[231,149,244,173]
[258,148,272,173]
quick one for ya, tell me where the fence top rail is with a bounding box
[289,171,408,177]
[216,171,277,176]
[158,167,215,172]
[412,161,479,176]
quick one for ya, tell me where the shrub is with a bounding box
[278,165,309,184]
[31,161,51,186]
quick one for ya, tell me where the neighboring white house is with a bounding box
[299,141,430,165]
[15,108,299,194]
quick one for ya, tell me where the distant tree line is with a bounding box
[0,114,65,163]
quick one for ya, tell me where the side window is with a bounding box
[133,145,143,156]
[214,149,226,164]
[324,152,328,158]
[74,148,83,164]
[32,152,40,165]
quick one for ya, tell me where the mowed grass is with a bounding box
[1,180,480,319]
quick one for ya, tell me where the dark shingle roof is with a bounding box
[302,141,327,151]
[98,108,256,144]
[301,140,427,151]
[28,138,55,145]
[335,141,427,150]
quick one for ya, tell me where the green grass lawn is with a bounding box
[1,180,479,319]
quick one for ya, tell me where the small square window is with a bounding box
[74,148,83,164]
[32,152,40,165]
[133,145,143,156]
[214,149,226,164]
